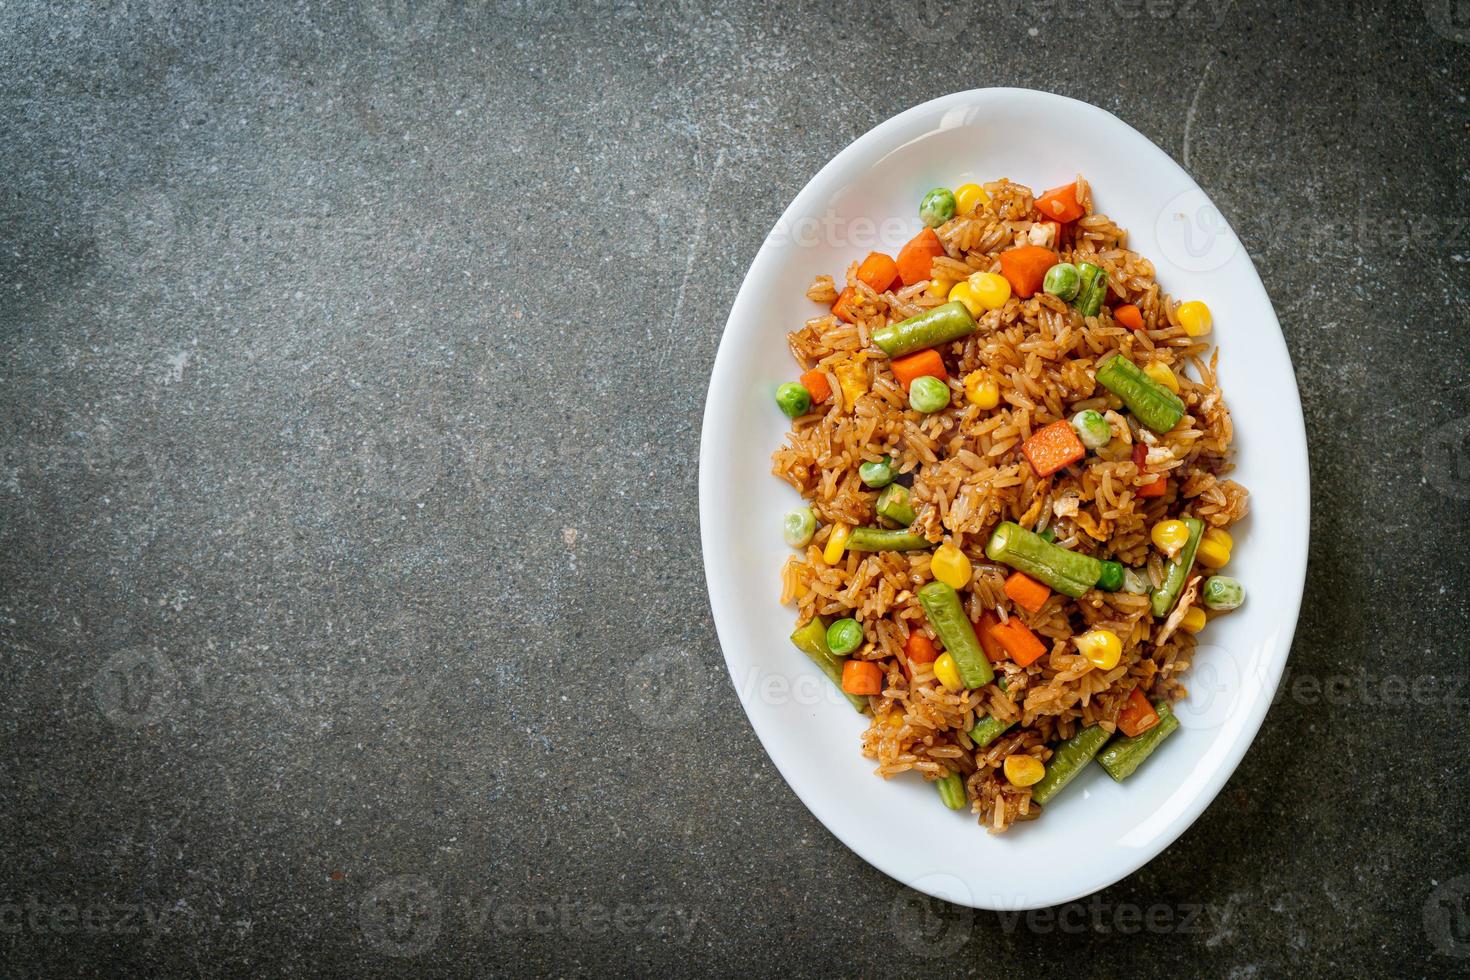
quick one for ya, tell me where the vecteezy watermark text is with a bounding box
[0,897,182,937]
[360,875,704,958]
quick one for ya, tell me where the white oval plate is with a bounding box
[699,88,1308,910]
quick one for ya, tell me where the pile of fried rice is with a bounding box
[773,177,1248,832]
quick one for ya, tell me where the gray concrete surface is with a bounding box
[1,0,1467,975]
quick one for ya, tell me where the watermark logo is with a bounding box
[361,875,443,958]
[357,416,446,501]
[1425,875,1470,957]
[1425,0,1470,43]
[1172,640,1247,732]
[895,0,950,41]
[360,0,447,43]
[1424,415,1470,500]
[1154,188,1239,273]
[92,647,179,728]
[889,874,973,957]
[94,189,179,269]
[626,647,712,729]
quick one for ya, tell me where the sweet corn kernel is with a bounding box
[933,652,963,692]
[929,277,955,300]
[1143,361,1180,393]
[1176,301,1212,337]
[964,372,1000,409]
[1074,629,1122,670]
[887,712,905,728]
[948,281,985,317]
[954,182,989,215]
[1180,606,1208,633]
[1196,527,1233,569]
[931,544,973,590]
[1003,754,1045,787]
[1151,519,1190,558]
[967,271,1011,310]
[823,523,852,565]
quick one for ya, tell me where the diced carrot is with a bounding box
[800,369,832,404]
[856,252,900,293]
[1117,688,1160,737]
[1003,571,1051,614]
[975,612,1007,663]
[1035,181,1086,223]
[997,245,1059,299]
[1132,441,1168,497]
[1114,303,1145,331]
[986,616,1048,667]
[896,228,947,286]
[1022,419,1086,477]
[832,287,859,324]
[1136,476,1168,497]
[841,659,884,696]
[890,349,947,392]
[906,632,938,665]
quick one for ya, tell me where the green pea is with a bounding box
[782,507,817,547]
[1096,560,1125,592]
[826,617,864,655]
[775,382,811,419]
[1202,576,1245,611]
[919,187,956,228]
[1070,409,1111,449]
[859,455,896,488]
[1043,262,1080,301]
[908,375,950,413]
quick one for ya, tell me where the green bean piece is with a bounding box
[789,618,868,712]
[936,771,968,810]
[916,582,994,688]
[826,617,864,655]
[1202,575,1245,611]
[1150,518,1204,617]
[782,507,817,547]
[1039,526,1057,543]
[920,188,956,228]
[1043,262,1080,301]
[968,714,1016,748]
[1094,354,1186,434]
[1097,702,1179,781]
[1029,724,1110,805]
[872,301,977,358]
[908,375,951,414]
[1070,409,1111,449]
[984,521,1103,598]
[847,526,931,551]
[775,382,811,419]
[874,484,916,527]
[1074,262,1108,318]
[858,455,896,488]
[1096,560,1125,592]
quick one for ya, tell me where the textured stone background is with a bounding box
[1,0,1467,975]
